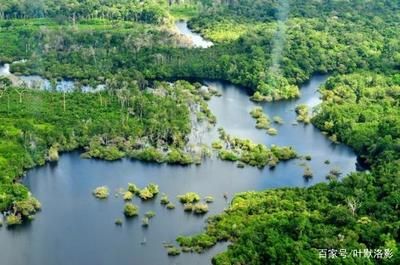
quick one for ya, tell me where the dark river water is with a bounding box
[0,22,358,265]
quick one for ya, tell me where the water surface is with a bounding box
[0,63,104,92]
[175,21,214,48]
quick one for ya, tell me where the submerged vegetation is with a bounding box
[250,107,270,129]
[92,186,109,199]
[115,218,123,226]
[164,244,181,256]
[250,107,278,135]
[166,203,175,210]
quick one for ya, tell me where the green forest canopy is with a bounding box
[0,0,399,263]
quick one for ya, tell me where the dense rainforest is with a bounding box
[0,0,399,264]
[1,1,399,100]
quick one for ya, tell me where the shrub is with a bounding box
[295,104,310,124]
[166,246,181,256]
[326,174,337,181]
[142,217,149,227]
[250,107,270,129]
[303,167,313,179]
[145,211,156,219]
[139,188,153,200]
[271,146,297,160]
[115,218,123,226]
[193,203,209,214]
[204,196,214,203]
[330,168,342,177]
[236,162,245,168]
[6,214,22,226]
[129,147,164,163]
[147,183,159,195]
[273,116,284,124]
[178,192,201,203]
[218,150,239,161]
[266,127,278,135]
[14,197,41,218]
[160,194,170,205]
[124,203,139,217]
[127,183,139,194]
[48,145,59,162]
[123,191,134,201]
[92,186,109,199]
[139,183,159,200]
[165,149,193,165]
[211,140,223,149]
[329,134,339,143]
[166,203,175,209]
[183,203,193,212]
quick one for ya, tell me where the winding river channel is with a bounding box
[0,21,358,265]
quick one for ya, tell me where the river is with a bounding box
[0,21,358,265]
[0,63,104,92]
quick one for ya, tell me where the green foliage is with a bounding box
[192,203,208,215]
[313,72,400,163]
[165,148,193,165]
[144,211,156,219]
[92,186,109,199]
[115,218,123,226]
[178,192,200,204]
[165,245,181,256]
[295,104,310,124]
[127,183,139,194]
[303,167,313,180]
[123,203,138,218]
[160,194,170,205]
[273,116,284,124]
[6,214,22,226]
[0,0,169,24]
[217,132,296,168]
[166,203,175,210]
[250,107,270,129]
[183,203,193,212]
[204,196,214,203]
[123,191,133,201]
[266,127,278,136]
[138,183,159,200]
[142,217,149,227]
[211,140,223,150]
[13,196,41,218]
